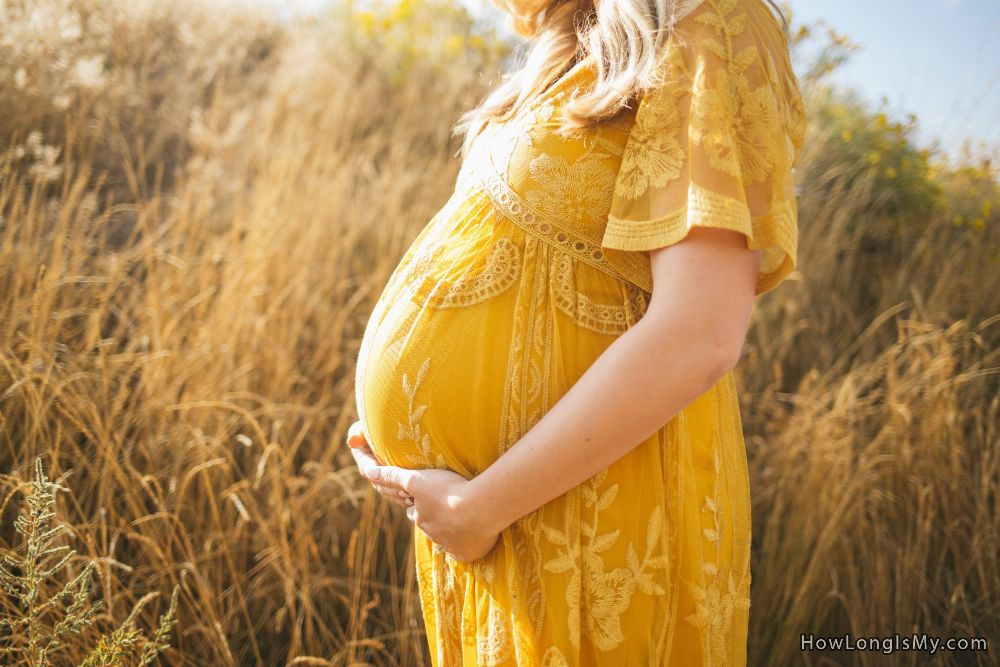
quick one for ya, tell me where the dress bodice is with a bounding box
[453,0,807,298]
[452,55,656,295]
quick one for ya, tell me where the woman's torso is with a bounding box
[355,58,654,479]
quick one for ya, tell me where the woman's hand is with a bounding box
[368,464,502,564]
[346,420,411,510]
[345,421,502,562]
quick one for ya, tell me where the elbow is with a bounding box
[713,343,742,376]
[705,330,746,379]
[638,308,747,381]
[705,307,751,377]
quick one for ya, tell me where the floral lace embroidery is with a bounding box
[689,0,781,182]
[396,356,448,469]
[617,0,784,196]
[479,168,654,293]
[498,235,553,460]
[683,429,752,662]
[410,236,521,309]
[550,252,648,336]
[541,468,668,652]
[476,599,513,665]
[541,645,570,666]
[489,94,558,183]
[498,235,553,660]
[454,93,556,196]
[402,232,522,309]
[525,152,616,234]
[615,63,688,201]
[389,2,784,660]
[429,544,465,666]
[603,0,805,298]
[459,79,655,294]
[399,359,486,662]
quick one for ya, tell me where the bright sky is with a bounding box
[249,0,1000,165]
[789,0,1000,165]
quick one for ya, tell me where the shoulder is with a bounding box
[672,0,787,34]
[642,0,806,152]
[664,0,793,66]
[632,0,788,113]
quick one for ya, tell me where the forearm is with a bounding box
[467,311,734,534]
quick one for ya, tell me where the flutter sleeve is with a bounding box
[603,0,808,297]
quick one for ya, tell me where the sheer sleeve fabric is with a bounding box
[603,0,808,297]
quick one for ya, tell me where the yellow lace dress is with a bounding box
[354,0,807,664]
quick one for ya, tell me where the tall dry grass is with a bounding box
[0,0,997,665]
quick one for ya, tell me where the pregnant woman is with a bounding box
[348,0,806,663]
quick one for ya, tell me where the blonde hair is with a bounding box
[452,0,787,161]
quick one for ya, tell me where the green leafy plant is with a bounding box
[0,458,179,667]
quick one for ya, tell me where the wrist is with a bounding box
[464,469,519,535]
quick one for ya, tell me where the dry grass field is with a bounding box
[0,0,997,665]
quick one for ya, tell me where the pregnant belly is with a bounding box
[354,242,521,479]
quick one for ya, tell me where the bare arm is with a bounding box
[467,226,761,535]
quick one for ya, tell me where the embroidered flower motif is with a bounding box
[614,0,787,206]
[614,57,688,200]
[581,552,635,650]
[690,1,782,183]
[526,153,616,227]
[683,567,752,660]
[397,356,448,469]
[689,50,780,183]
[541,469,668,652]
